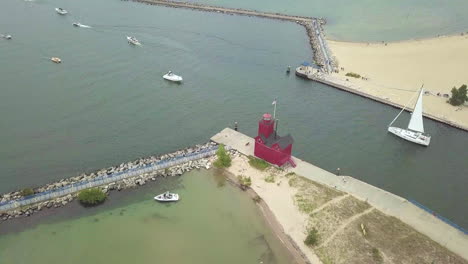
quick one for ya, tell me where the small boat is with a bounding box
[163,71,183,82]
[388,85,431,146]
[126,36,141,46]
[286,66,291,74]
[55,8,68,15]
[51,57,62,63]
[1,34,12,40]
[154,191,179,202]
[72,22,81,27]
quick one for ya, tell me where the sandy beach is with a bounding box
[327,35,468,129]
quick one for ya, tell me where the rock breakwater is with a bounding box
[0,142,218,222]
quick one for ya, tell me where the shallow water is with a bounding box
[0,0,467,231]
[0,170,294,264]
[187,0,468,41]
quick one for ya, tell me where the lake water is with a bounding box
[0,170,294,264]
[0,0,467,233]
[188,0,468,41]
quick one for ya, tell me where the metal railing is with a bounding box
[0,146,218,212]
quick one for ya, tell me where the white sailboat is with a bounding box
[388,86,431,146]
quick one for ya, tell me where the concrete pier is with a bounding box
[211,127,468,260]
[295,67,468,131]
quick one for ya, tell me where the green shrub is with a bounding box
[304,228,319,246]
[237,175,252,189]
[214,144,231,168]
[372,247,383,263]
[78,188,107,206]
[20,188,34,197]
[345,72,361,78]
[252,195,262,203]
[448,84,468,106]
[248,156,270,171]
[285,172,296,177]
[264,174,275,183]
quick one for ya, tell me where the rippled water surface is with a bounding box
[0,0,467,231]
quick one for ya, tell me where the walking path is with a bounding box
[211,128,468,260]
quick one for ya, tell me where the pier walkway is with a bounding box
[0,146,218,213]
[211,128,468,260]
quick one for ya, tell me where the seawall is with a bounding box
[0,142,218,220]
[296,67,468,131]
[211,128,468,260]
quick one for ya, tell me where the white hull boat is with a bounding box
[55,8,68,15]
[1,34,12,40]
[388,85,431,146]
[127,36,141,46]
[154,191,179,202]
[163,71,183,82]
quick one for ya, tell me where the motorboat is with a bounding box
[72,22,82,27]
[55,8,68,15]
[1,34,12,40]
[154,191,179,202]
[127,36,141,46]
[163,71,183,82]
[388,85,431,146]
[51,57,62,63]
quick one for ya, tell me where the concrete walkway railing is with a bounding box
[0,146,218,212]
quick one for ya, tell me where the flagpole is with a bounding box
[273,103,277,120]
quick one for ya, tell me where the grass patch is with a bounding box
[345,72,361,78]
[264,174,275,183]
[304,228,319,246]
[237,175,252,189]
[285,172,296,177]
[248,156,270,171]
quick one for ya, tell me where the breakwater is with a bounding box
[296,67,468,131]
[0,142,218,221]
[130,0,334,72]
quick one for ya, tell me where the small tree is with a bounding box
[448,84,468,106]
[237,175,252,190]
[214,144,231,168]
[78,188,107,206]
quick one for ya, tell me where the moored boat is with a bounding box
[154,191,179,202]
[55,7,68,15]
[163,71,183,82]
[388,85,431,146]
[126,36,141,46]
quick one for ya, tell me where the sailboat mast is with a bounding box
[388,85,423,127]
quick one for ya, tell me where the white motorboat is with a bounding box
[154,191,179,202]
[1,34,12,40]
[163,71,183,82]
[72,22,91,28]
[127,36,141,46]
[388,85,431,146]
[55,8,68,15]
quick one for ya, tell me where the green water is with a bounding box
[1,0,467,231]
[188,0,468,41]
[0,170,294,264]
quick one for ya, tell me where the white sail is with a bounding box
[407,88,425,133]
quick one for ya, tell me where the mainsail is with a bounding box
[407,88,425,133]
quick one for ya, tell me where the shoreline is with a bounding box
[212,128,468,262]
[222,169,310,264]
[326,31,468,44]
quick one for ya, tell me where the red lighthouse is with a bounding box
[254,113,295,167]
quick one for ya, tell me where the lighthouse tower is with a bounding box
[254,113,295,167]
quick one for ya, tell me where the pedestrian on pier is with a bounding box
[336,167,341,176]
